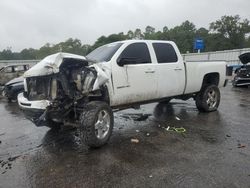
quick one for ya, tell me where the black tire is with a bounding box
[79,101,114,148]
[195,85,220,112]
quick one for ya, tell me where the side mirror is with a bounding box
[117,57,138,66]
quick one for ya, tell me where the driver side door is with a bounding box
[111,42,158,106]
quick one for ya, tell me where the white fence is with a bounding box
[0,60,39,68]
[1,47,250,68]
[183,48,250,66]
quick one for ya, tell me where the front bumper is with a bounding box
[18,93,51,110]
[233,77,250,86]
[18,93,52,127]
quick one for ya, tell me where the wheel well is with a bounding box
[201,73,220,87]
[89,85,110,104]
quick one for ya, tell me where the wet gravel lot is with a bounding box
[0,85,250,188]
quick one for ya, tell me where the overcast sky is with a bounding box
[0,0,249,51]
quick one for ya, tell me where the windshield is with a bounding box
[86,42,123,62]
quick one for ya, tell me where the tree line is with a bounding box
[1,15,250,60]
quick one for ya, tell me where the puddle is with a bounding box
[117,113,152,121]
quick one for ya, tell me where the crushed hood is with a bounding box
[239,52,250,65]
[24,52,87,77]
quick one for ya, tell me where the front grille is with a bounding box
[26,77,51,101]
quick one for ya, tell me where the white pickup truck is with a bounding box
[18,40,227,147]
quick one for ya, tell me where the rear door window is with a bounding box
[153,43,178,63]
[119,43,151,64]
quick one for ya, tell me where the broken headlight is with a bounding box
[24,78,27,92]
[50,78,57,100]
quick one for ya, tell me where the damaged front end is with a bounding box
[18,53,109,127]
[233,52,250,87]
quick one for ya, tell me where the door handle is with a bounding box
[145,70,155,73]
[174,68,182,71]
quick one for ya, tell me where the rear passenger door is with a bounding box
[152,42,185,98]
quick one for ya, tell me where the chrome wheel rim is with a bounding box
[95,110,110,139]
[206,89,217,109]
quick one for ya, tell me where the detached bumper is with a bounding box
[17,93,52,127]
[18,93,50,110]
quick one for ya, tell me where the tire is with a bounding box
[195,85,220,112]
[79,101,114,148]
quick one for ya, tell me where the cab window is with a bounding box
[153,43,178,63]
[119,43,151,64]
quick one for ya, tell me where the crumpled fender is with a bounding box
[92,64,109,91]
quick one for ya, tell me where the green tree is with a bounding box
[20,48,37,59]
[134,28,144,39]
[127,30,134,39]
[210,15,250,49]
[144,26,156,39]
[0,47,14,60]
[168,20,196,53]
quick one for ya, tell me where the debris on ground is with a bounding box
[146,133,150,136]
[226,134,231,138]
[136,130,140,133]
[131,138,139,143]
[149,175,153,178]
[158,124,161,128]
[238,144,246,148]
[0,140,2,144]
[120,113,151,121]
[164,126,186,133]
[175,116,181,121]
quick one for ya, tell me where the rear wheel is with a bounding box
[80,101,114,148]
[195,85,220,112]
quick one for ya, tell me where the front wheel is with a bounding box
[195,85,221,112]
[79,101,114,148]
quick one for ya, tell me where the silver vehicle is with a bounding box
[0,64,29,86]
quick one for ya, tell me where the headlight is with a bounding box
[50,78,57,100]
[24,78,27,92]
